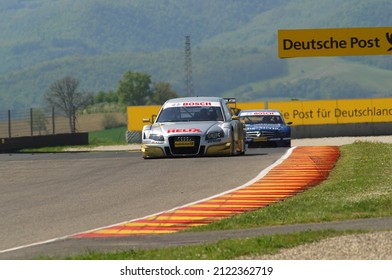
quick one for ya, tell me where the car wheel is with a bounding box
[237,140,245,155]
[279,140,291,147]
[230,132,235,156]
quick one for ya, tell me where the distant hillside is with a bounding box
[0,0,391,111]
[0,0,285,73]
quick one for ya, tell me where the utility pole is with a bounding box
[184,35,195,96]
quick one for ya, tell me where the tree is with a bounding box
[151,81,178,104]
[116,71,153,107]
[94,90,118,103]
[45,76,93,133]
[31,109,49,135]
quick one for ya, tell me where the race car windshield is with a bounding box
[240,115,283,125]
[157,106,224,122]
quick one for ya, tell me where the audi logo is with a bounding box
[175,136,193,141]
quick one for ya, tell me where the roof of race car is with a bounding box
[162,96,224,108]
[238,109,282,116]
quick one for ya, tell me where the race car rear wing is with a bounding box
[223,98,239,115]
[223,98,237,104]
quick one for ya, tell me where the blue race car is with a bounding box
[238,109,292,147]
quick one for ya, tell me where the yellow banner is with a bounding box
[127,105,160,131]
[268,98,392,125]
[127,98,392,130]
[278,27,392,58]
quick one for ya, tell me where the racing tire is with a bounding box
[238,140,246,155]
[230,132,235,156]
[231,129,245,156]
[282,140,291,147]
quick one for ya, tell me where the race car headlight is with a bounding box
[149,133,164,141]
[206,129,224,140]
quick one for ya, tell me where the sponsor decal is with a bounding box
[387,32,392,51]
[254,137,268,142]
[167,128,201,134]
[174,141,195,147]
[164,101,221,108]
[183,102,212,106]
[269,97,392,125]
[334,107,392,118]
[241,111,280,116]
[278,27,392,58]
[247,126,280,131]
[281,37,381,51]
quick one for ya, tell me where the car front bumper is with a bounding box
[141,138,232,158]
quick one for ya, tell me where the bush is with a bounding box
[101,114,124,129]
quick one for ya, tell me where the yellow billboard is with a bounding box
[268,98,392,125]
[335,98,392,124]
[278,27,392,58]
[268,100,338,125]
[127,98,392,130]
[127,105,160,131]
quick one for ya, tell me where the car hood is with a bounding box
[152,121,220,136]
[245,123,283,131]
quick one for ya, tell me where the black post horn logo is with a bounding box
[386,32,392,51]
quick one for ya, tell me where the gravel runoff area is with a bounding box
[243,231,392,260]
[67,135,392,259]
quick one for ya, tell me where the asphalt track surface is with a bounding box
[0,147,288,259]
[0,145,391,259]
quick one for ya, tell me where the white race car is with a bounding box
[141,97,246,158]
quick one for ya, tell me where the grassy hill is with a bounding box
[227,57,392,101]
[1,0,391,110]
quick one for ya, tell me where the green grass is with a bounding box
[19,126,129,152]
[190,141,392,232]
[41,141,391,259]
[63,229,365,260]
[88,126,128,145]
[227,57,392,99]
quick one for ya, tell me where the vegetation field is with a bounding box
[88,126,128,145]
